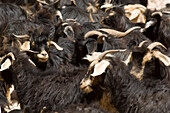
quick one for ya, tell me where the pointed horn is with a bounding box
[162,11,170,14]
[84,31,107,39]
[138,40,149,47]
[89,12,95,23]
[56,10,63,22]
[70,0,77,6]
[48,41,63,50]
[37,0,49,5]
[97,26,141,37]
[12,34,30,39]
[21,50,39,54]
[152,12,162,17]
[98,49,126,60]
[101,0,112,9]
[147,42,167,51]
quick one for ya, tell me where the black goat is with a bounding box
[101,6,145,31]
[141,10,170,51]
[0,47,110,113]
[81,49,170,113]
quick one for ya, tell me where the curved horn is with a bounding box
[47,41,63,50]
[21,50,39,54]
[138,40,149,47]
[162,11,170,14]
[89,12,95,23]
[56,10,63,22]
[12,34,30,39]
[97,26,141,37]
[98,49,126,60]
[152,12,163,17]
[37,0,49,5]
[84,31,107,39]
[70,0,77,6]
[147,42,167,51]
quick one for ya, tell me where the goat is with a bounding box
[0,47,110,113]
[101,6,145,31]
[141,10,170,51]
[81,49,170,113]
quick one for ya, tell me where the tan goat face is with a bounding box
[81,54,111,93]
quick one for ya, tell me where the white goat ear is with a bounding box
[21,41,30,50]
[129,9,140,20]
[91,60,110,77]
[0,58,12,71]
[153,50,170,66]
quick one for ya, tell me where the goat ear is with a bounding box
[91,60,110,77]
[0,58,12,71]
[64,26,74,38]
[21,41,30,50]
[153,50,170,66]
[129,9,140,20]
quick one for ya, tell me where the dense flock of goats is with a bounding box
[0,0,170,113]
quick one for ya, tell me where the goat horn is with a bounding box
[48,41,63,50]
[162,11,170,14]
[138,40,149,47]
[56,10,63,22]
[70,0,77,6]
[147,42,167,51]
[101,0,112,9]
[37,0,49,5]
[84,31,107,39]
[21,50,39,54]
[152,12,162,17]
[89,12,95,23]
[98,49,126,60]
[12,34,30,39]
[97,26,141,37]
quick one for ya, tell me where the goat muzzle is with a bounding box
[80,78,93,93]
[37,50,49,62]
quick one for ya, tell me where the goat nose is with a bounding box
[42,53,47,56]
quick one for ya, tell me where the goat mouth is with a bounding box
[80,84,93,93]
[38,57,48,62]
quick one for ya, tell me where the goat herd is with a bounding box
[0,0,170,113]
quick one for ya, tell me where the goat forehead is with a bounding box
[32,36,48,43]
